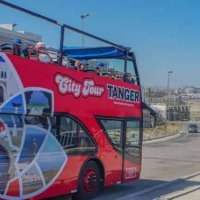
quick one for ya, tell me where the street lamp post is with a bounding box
[80,13,90,47]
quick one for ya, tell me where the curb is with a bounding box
[143,132,183,144]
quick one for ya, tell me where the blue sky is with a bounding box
[0,0,200,88]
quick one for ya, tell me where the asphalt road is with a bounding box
[94,132,200,200]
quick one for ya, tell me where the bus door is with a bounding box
[99,119,124,184]
[100,118,141,183]
[122,119,141,182]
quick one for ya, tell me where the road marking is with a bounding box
[116,171,200,200]
[158,172,200,200]
[161,186,200,200]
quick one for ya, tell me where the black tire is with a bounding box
[73,161,103,200]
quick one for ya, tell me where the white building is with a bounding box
[0,24,42,46]
[151,104,167,119]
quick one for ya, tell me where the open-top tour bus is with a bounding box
[0,1,143,199]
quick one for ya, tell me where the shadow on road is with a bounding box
[94,178,200,200]
[94,179,166,200]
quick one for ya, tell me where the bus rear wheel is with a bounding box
[74,161,102,200]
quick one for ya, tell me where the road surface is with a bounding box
[94,132,200,200]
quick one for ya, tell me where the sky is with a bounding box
[0,0,200,88]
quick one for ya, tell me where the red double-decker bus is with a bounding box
[0,1,143,200]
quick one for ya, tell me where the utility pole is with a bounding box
[167,70,173,120]
[80,13,90,47]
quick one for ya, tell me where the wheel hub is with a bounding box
[83,168,98,193]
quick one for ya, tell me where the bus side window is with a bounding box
[25,116,49,130]
[51,115,96,152]
[126,60,138,84]
[100,119,122,149]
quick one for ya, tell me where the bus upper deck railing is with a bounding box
[0,45,136,84]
